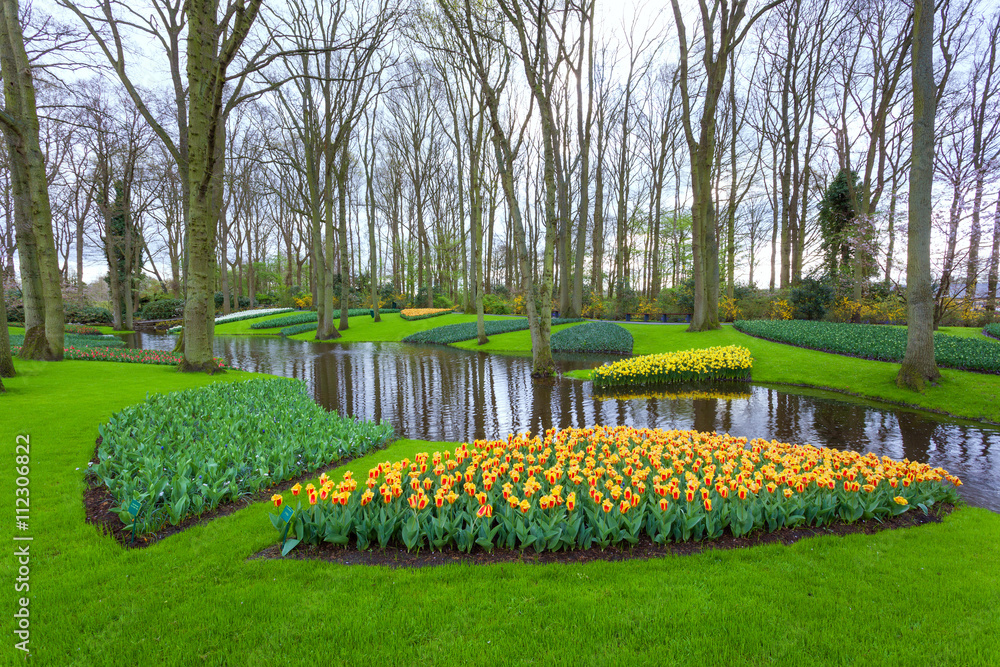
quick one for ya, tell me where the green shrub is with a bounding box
[550,321,633,354]
[138,299,185,321]
[402,317,585,345]
[790,278,834,320]
[735,319,1000,372]
[481,294,512,315]
[91,378,393,536]
[10,303,116,325]
[433,295,454,309]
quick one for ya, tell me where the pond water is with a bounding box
[123,332,1000,512]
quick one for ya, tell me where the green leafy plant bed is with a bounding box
[251,311,318,329]
[267,425,961,555]
[983,323,1000,341]
[9,332,125,349]
[736,319,1000,373]
[91,378,393,536]
[281,322,318,337]
[253,308,401,330]
[591,346,753,388]
[402,317,585,345]
[551,321,633,354]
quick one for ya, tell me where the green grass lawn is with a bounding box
[0,360,998,665]
[464,322,1000,423]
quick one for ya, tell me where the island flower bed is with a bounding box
[399,307,457,321]
[268,425,960,555]
[591,345,752,389]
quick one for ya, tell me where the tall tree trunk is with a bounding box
[897,0,940,391]
[1,0,63,359]
[338,145,351,331]
[0,284,14,378]
[180,0,260,372]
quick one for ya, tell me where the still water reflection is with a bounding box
[124,332,999,511]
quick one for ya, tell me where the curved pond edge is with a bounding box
[561,369,1000,429]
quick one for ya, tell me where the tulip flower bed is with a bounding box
[736,319,1000,372]
[167,307,294,332]
[93,378,393,535]
[9,332,125,349]
[250,311,319,329]
[591,345,753,389]
[399,307,457,321]
[10,344,224,367]
[65,324,104,336]
[551,321,633,354]
[402,317,584,345]
[268,425,961,555]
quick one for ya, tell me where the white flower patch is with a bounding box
[167,307,294,333]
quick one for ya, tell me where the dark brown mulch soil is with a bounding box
[249,503,954,569]
[84,437,391,549]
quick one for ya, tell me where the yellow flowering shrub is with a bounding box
[294,295,313,309]
[512,294,526,315]
[591,345,753,388]
[583,293,604,319]
[720,295,741,322]
[830,297,861,323]
[768,299,794,320]
[268,425,961,553]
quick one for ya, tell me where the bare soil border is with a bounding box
[248,503,955,569]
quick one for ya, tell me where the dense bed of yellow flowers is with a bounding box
[269,425,962,553]
[592,345,753,388]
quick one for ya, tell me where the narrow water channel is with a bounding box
[123,332,1000,511]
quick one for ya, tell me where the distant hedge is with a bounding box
[551,321,633,355]
[7,304,113,325]
[402,317,585,345]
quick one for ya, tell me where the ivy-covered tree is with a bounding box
[817,168,858,279]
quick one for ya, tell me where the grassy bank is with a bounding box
[458,322,1000,424]
[1,360,998,665]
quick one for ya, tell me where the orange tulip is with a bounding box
[619,500,630,513]
[566,493,576,511]
[290,484,302,496]
[658,498,669,511]
[417,495,429,511]
[601,499,613,513]
[271,494,283,508]
[361,490,374,506]
[703,498,712,512]
[520,499,531,513]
